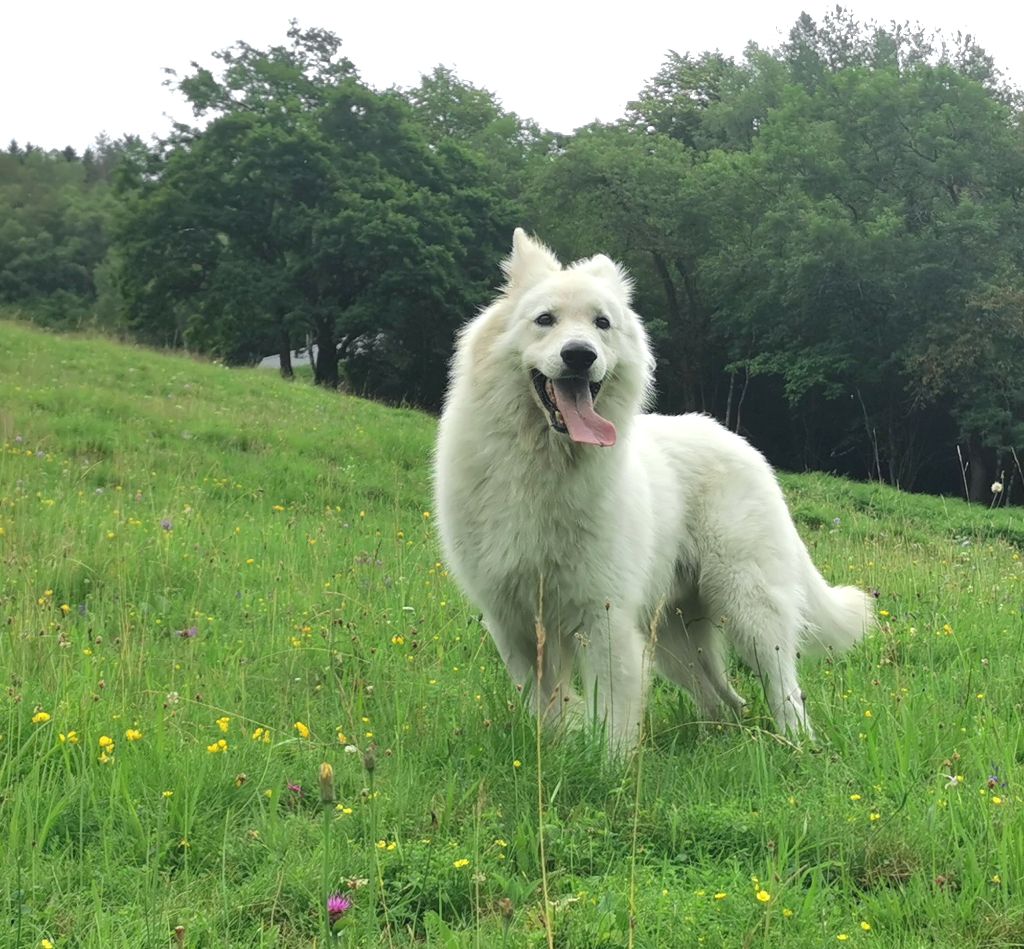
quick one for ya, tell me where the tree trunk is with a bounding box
[966,438,991,503]
[278,328,294,380]
[313,317,339,388]
[650,251,698,411]
[675,257,707,412]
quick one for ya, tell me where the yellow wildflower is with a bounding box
[294,721,310,739]
[32,711,51,724]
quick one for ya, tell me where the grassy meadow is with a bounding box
[2,319,1024,948]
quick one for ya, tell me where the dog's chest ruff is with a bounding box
[456,448,621,589]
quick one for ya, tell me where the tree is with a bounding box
[703,24,1024,487]
[114,28,519,405]
[528,124,741,413]
[907,278,1024,499]
[627,48,784,151]
[0,145,120,327]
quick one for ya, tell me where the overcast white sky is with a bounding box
[3,0,1022,152]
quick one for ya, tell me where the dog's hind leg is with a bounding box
[703,578,813,738]
[741,636,812,738]
[654,609,746,721]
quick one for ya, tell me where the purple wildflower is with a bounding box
[161,518,174,531]
[287,782,303,796]
[988,764,1007,790]
[177,626,198,639]
[327,892,352,924]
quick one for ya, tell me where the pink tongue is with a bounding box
[552,378,617,447]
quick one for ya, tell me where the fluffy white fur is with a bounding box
[435,229,871,749]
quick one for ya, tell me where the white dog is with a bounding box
[435,229,870,749]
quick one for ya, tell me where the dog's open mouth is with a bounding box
[531,370,617,447]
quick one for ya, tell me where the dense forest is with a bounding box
[3,11,1023,502]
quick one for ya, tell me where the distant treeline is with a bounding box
[3,12,1023,502]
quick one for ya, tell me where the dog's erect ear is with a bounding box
[501,228,561,292]
[573,253,634,304]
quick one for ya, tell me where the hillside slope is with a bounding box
[2,320,1024,948]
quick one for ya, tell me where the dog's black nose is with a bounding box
[561,343,598,373]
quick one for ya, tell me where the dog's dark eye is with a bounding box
[595,315,611,330]
[535,313,555,327]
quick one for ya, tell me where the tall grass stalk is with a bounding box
[533,589,555,949]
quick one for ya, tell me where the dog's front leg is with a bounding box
[578,607,652,753]
[486,608,582,731]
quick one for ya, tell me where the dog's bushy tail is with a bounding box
[800,564,873,658]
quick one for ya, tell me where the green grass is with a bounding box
[2,319,1024,948]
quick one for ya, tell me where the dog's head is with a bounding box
[483,229,653,447]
